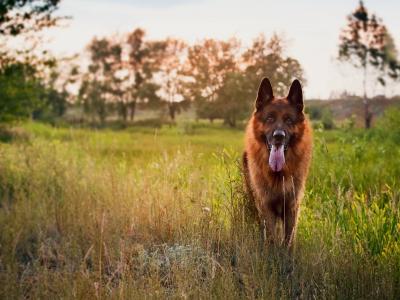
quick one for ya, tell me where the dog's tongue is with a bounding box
[269,144,285,172]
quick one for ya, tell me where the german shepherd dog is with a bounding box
[242,77,312,245]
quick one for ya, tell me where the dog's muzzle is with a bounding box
[269,130,288,150]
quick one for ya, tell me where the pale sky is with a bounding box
[47,0,400,99]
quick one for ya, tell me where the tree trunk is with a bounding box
[363,92,372,129]
[363,62,372,128]
[227,117,236,128]
[169,103,175,120]
[364,99,372,129]
[98,106,106,125]
[130,99,136,121]
[121,103,127,121]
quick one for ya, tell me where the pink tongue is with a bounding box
[269,145,285,172]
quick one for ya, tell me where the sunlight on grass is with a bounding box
[0,119,400,299]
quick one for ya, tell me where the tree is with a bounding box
[243,32,306,97]
[79,79,107,123]
[79,31,161,123]
[338,1,400,128]
[186,38,240,122]
[79,37,115,123]
[0,0,64,36]
[126,28,160,121]
[152,38,190,120]
[385,33,400,91]
[216,72,253,127]
[0,45,58,124]
[0,0,67,125]
[184,34,306,127]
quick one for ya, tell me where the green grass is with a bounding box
[0,118,400,299]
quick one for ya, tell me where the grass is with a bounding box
[0,117,400,299]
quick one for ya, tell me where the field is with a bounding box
[1,113,400,299]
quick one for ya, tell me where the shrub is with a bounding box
[375,107,400,142]
[321,107,335,130]
[305,105,323,120]
[311,120,324,131]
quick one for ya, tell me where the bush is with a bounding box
[177,121,195,135]
[311,120,324,131]
[305,105,323,120]
[339,114,356,131]
[375,107,400,142]
[321,107,335,130]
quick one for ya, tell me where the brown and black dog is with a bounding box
[242,77,312,245]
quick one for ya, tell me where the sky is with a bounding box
[46,0,400,99]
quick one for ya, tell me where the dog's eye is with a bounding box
[267,118,274,123]
[286,119,292,124]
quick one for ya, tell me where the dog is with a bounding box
[242,77,312,245]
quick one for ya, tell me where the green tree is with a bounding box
[79,79,107,123]
[126,28,152,121]
[216,72,253,127]
[0,48,56,124]
[186,38,239,122]
[0,0,66,125]
[338,1,400,128]
[79,37,114,123]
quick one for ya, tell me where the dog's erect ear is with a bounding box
[255,77,274,111]
[287,79,304,112]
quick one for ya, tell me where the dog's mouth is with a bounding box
[267,143,289,151]
[267,143,288,172]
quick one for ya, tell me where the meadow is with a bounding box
[1,110,400,299]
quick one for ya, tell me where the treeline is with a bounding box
[1,28,305,128]
[72,29,305,127]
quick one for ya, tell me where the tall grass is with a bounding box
[0,115,400,299]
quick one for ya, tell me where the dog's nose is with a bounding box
[273,130,285,138]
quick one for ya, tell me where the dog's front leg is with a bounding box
[284,204,299,247]
[262,207,278,244]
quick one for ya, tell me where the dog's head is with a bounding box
[253,77,305,172]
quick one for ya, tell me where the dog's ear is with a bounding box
[287,79,304,112]
[255,77,274,111]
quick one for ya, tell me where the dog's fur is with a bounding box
[242,77,312,245]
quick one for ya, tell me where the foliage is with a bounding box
[243,32,306,97]
[0,49,56,124]
[375,107,400,143]
[77,32,306,125]
[321,107,335,130]
[149,38,190,120]
[186,38,239,122]
[78,30,164,123]
[217,72,253,127]
[185,33,306,127]
[0,0,68,125]
[338,1,399,85]
[79,78,107,123]
[304,104,322,120]
[338,1,400,128]
[0,0,64,36]
[0,123,400,298]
